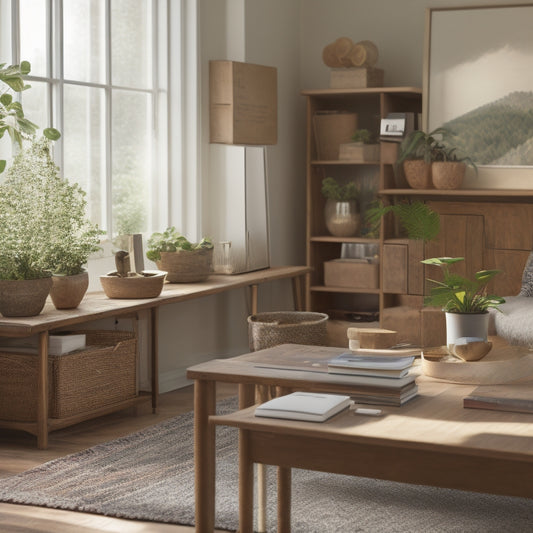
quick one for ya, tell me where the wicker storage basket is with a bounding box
[248,311,329,352]
[0,330,136,421]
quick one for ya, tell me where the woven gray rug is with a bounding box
[0,397,532,532]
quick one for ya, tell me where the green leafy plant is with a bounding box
[0,61,60,173]
[366,200,440,242]
[0,138,104,279]
[146,226,213,262]
[398,127,476,170]
[421,257,505,313]
[321,177,358,202]
[351,129,376,144]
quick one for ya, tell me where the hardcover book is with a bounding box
[255,392,351,422]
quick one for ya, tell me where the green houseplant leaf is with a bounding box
[421,256,505,313]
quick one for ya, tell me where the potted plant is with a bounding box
[146,227,214,283]
[35,141,105,309]
[398,128,476,190]
[430,142,477,190]
[421,257,505,358]
[321,177,360,237]
[339,129,379,162]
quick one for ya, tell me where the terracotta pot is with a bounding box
[50,271,89,309]
[100,270,167,299]
[156,249,213,283]
[432,161,466,190]
[324,199,360,237]
[403,160,433,189]
[0,277,53,317]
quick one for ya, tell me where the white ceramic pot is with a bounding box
[445,312,489,349]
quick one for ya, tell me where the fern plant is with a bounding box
[365,200,440,242]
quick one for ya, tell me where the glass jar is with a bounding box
[324,199,360,237]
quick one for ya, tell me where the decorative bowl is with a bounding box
[100,270,167,299]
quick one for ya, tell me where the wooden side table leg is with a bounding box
[194,379,216,533]
[291,275,304,311]
[150,307,159,413]
[37,331,49,450]
[251,283,259,315]
[256,386,270,533]
[239,428,254,533]
[278,466,292,533]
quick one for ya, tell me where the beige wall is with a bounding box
[157,0,524,391]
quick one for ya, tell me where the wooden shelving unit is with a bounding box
[301,86,422,321]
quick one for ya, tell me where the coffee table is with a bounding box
[187,343,404,533]
[211,378,533,532]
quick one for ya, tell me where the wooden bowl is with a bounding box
[450,338,493,362]
[100,270,167,299]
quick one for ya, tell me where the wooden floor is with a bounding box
[0,383,238,533]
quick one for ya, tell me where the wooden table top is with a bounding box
[211,377,533,462]
[0,266,310,337]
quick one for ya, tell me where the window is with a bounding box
[1,0,169,238]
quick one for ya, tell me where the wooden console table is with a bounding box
[212,378,533,532]
[0,266,309,449]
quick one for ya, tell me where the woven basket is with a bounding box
[0,330,136,421]
[404,160,433,189]
[431,161,466,190]
[248,311,329,352]
[156,249,213,283]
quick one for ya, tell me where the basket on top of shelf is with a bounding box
[0,330,137,422]
[248,311,329,352]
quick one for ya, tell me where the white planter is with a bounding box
[445,312,489,349]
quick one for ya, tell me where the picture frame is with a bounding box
[423,4,533,189]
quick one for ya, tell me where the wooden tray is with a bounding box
[421,342,533,384]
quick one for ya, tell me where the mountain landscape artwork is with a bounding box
[427,5,533,170]
[443,91,533,167]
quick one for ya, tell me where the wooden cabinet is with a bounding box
[301,87,422,322]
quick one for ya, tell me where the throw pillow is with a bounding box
[519,251,533,296]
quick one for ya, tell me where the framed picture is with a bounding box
[423,4,533,189]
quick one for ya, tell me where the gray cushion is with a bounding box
[519,251,533,296]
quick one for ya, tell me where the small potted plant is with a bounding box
[398,128,475,190]
[321,177,360,237]
[146,227,214,282]
[421,257,505,359]
[339,129,379,162]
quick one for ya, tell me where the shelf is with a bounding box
[301,87,422,98]
[312,160,379,166]
[311,285,380,295]
[311,236,379,244]
[380,189,533,198]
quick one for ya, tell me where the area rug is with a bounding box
[1,398,532,532]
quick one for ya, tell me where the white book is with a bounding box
[255,392,351,422]
[48,334,86,355]
[328,365,411,379]
[328,353,415,370]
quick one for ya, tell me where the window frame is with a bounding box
[6,0,171,237]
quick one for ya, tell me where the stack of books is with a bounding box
[327,353,418,406]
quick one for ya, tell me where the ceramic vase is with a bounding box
[50,271,89,309]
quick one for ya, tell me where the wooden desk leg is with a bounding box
[278,466,292,533]
[37,331,49,450]
[194,379,216,533]
[150,307,159,413]
[239,428,254,533]
[256,386,270,533]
